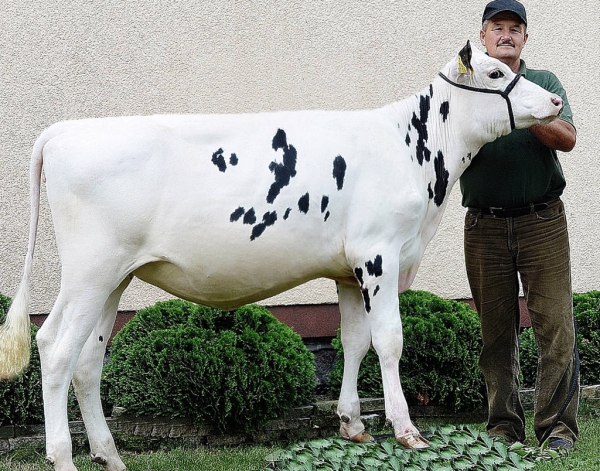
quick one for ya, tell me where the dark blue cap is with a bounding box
[482,0,527,25]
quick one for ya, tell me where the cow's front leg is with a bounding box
[336,282,373,442]
[368,284,429,449]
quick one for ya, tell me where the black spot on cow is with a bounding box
[332,156,347,191]
[243,207,257,225]
[365,255,383,277]
[405,132,411,146]
[321,195,329,213]
[324,211,330,222]
[427,183,434,200]
[354,267,364,286]
[99,336,104,343]
[440,101,450,122]
[230,153,238,166]
[429,84,434,98]
[298,192,310,214]
[212,148,227,172]
[433,150,450,207]
[411,94,431,165]
[250,211,278,241]
[283,208,292,220]
[361,289,372,313]
[230,206,245,222]
[267,129,298,204]
[373,285,380,297]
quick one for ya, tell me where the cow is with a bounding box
[0,41,563,471]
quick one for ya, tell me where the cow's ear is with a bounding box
[454,41,474,82]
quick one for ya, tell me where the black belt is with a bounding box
[469,200,554,218]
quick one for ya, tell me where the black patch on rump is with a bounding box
[267,129,298,204]
[411,94,431,165]
[230,206,245,222]
[440,101,450,122]
[298,192,310,214]
[250,211,278,241]
[332,156,347,190]
[433,150,450,206]
[212,148,227,172]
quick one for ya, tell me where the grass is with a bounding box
[1,407,599,470]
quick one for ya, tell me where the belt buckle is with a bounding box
[488,207,502,217]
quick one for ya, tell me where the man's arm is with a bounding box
[529,119,576,152]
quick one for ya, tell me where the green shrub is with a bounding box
[0,294,44,426]
[102,300,316,432]
[328,290,486,412]
[519,291,600,387]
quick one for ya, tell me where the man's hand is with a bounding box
[529,120,576,152]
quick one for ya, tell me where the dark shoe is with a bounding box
[548,437,573,450]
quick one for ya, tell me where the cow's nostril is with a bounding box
[551,97,563,107]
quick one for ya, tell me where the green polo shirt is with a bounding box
[460,60,575,208]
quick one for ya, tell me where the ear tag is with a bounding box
[458,56,470,75]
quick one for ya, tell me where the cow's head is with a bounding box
[439,41,563,140]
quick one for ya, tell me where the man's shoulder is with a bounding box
[522,65,561,87]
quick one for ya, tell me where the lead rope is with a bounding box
[537,319,580,447]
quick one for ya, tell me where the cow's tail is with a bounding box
[0,131,47,379]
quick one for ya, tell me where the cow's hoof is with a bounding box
[91,454,108,465]
[340,426,374,443]
[397,431,430,449]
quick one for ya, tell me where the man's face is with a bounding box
[480,13,528,68]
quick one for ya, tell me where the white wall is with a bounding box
[0,1,598,313]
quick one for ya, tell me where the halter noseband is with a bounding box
[437,71,523,131]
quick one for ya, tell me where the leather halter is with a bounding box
[437,71,523,131]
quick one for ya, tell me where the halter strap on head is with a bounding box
[437,71,523,131]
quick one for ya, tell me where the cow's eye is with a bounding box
[488,69,505,79]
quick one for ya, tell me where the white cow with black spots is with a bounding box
[0,42,563,471]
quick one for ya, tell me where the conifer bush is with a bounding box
[102,300,316,432]
[328,290,486,411]
[0,294,44,426]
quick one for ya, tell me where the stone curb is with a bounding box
[1,385,598,455]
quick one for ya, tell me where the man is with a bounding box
[460,0,578,450]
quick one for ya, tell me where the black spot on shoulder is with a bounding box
[321,195,329,213]
[411,94,431,165]
[230,206,245,222]
[230,153,238,166]
[283,207,292,220]
[212,148,227,172]
[440,101,450,122]
[250,211,278,241]
[272,128,288,150]
[332,156,347,191]
[243,207,257,225]
[365,255,383,277]
[267,129,298,204]
[298,192,310,214]
[433,150,450,207]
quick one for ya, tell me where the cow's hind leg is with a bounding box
[37,285,124,471]
[336,282,373,442]
[72,278,130,471]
